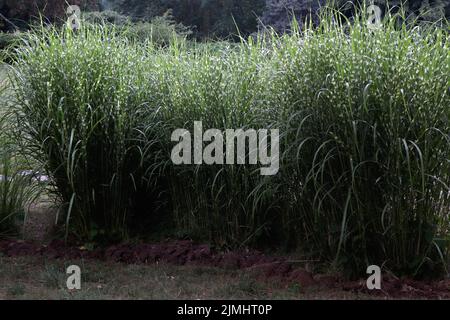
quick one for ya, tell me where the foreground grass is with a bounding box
[0,255,376,300]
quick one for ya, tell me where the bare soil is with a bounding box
[0,199,447,300]
[0,255,377,300]
[0,239,449,299]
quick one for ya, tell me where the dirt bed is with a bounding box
[1,239,449,299]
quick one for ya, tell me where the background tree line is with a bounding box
[1,1,449,37]
[106,0,266,38]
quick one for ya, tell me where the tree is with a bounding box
[107,0,266,39]
[0,0,99,30]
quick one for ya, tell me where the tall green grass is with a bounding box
[10,26,165,242]
[147,40,279,246]
[0,150,37,238]
[1,63,37,238]
[9,8,450,277]
[274,11,450,276]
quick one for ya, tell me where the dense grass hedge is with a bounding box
[1,63,38,237]
[9,10,450,277]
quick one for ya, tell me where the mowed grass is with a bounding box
[0,255,376,300]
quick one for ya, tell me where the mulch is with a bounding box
[0,239,449,299]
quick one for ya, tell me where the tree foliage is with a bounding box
[337,0,449,23]
[1,1,449,37]
[0,0,98,30]
[108,0,266,38]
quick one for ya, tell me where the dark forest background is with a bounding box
[1,1,449,39]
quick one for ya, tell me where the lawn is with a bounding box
[0,255,374,300]
[0,200,447,300]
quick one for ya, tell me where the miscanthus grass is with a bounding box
[8,8,450,277]
[272,10,450,276]
[0,149,38,238]
[9,26,163,242]
[1,66,38,238]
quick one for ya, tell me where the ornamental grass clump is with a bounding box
[273,10,450,276]
[8,8,450,277]
[10,26,163,242]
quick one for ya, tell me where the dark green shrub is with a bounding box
[125,14,192,47]
[82,10,131,26]
[83,10,192,47]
